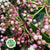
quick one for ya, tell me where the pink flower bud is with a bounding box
[30,28,32,32]
[44,16,46,19]
[37,41,41,45]
[41,40,46,44]
[27,22,30,25]
[17,41,20,45]
[33,19,36,22]
[1,39,4,42]
[11,27,15,31]
[29,1,32,4]
[48,44,50,48]
[38,1,41,4]
[38,22,41,25]
[45,19,48,22]
[49,20,50,22]
[6,48,9,50]
[5,36,8,39]
[41,28,45,33]
[30,8,34,12]
[8,20,11,23]
[33,44,37,48]
[18,28,22,31]
[32,4,36,8]
[17,0,20,4]
[35,7,38,10]
[27,4,31,7]
[1,23,5,26]
[16,7,19,9]
[18,22,21,24]
[21,40,24,43]
[24,17,27,20]
[19,44,22,47]
[24,41,27,44]
[17,38,20,41]
[0,35,3,38]
[24,10,27,13]
[44,22,48,25]
[38,35,42,39]
[15,21,18,24]
[33,35,38,40]
[35,23,38,27]
[44,25,48,30]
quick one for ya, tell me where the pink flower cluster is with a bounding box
[32,16,50,37]
[0,1,19,34]
[0,35,8,46]
[0,0,50,50]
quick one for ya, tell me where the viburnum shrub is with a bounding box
[0,0,50,50]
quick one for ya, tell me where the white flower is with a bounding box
[4,2,8,6]
[2,28,5,31]
[11,27,15,31]
[28,19,32,22]
[28,45,35,50]
[23,13,26,16]
[35,23,38,27]
[11,21,14,24]
[0,27,2,31]
[0,0,2,2]
[44,25,48,29]
[33,35,38,40]
[1,39,4,42]
[1,5,4,8]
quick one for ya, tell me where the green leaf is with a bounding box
[47,0,50,4]
[9,0,17,5]
[40,33,50,43]
[14,45,21,50]
[33,12,45,22]
[4,28,12,37]
[44,46,50,50]
[30,22,38,33]
[30,7,45,22]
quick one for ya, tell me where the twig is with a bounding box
[31,6,44,19]
[45,7,50,18]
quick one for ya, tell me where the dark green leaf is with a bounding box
[9,0,17,5]
[30,8,45,22]
[44,46,50,50]
[4,28,12,37]
[33,12,45,22]
[30,22,38,33]
[40,33,50,43]
[19,10,25,21]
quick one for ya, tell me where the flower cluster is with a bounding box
[0,0,20,34]
[0,0,50,50]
